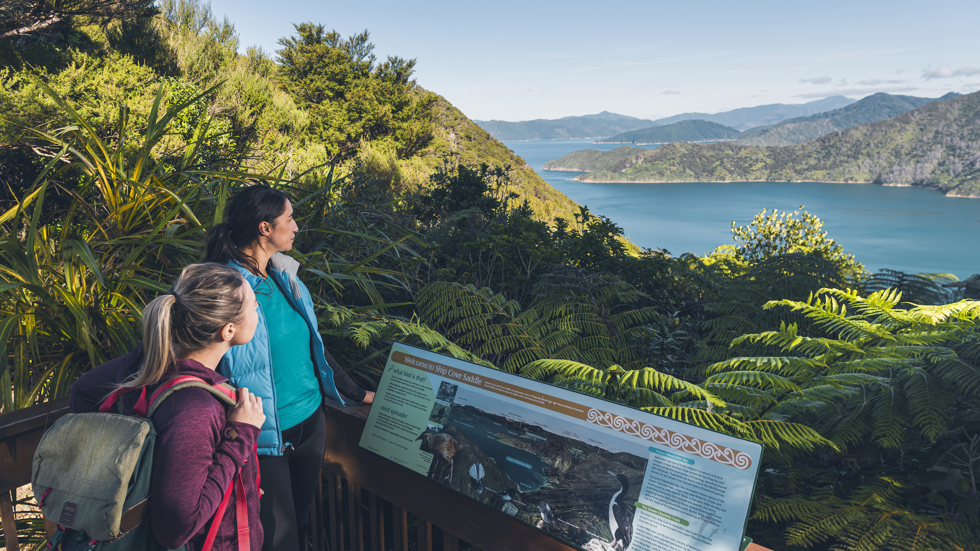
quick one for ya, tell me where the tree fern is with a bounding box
[759,476,977,551]
[722,288,980,550]
[416,266,672,372]
[697,253,850,368]
[864,269,959,307]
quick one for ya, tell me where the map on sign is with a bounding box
[359,343,763,551]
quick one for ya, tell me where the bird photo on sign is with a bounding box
[410,386,647,551]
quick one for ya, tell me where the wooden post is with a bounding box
[1,489,19,551]
[314,474,324,551]
[327,472,342,551]
[369,494,382,551]
[393,506,408,551]
[416,519,432,551]
[349,482,363,551]
[443,531,458,551]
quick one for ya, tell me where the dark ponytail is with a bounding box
[204,185,291,274]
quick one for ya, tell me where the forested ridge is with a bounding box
[735,92,959,146]
[572,91,980,197]
[544,146,648,171]
[1,3,980,551]
[595,119,739,144]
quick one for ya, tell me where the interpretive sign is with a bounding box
[359,343,763,551]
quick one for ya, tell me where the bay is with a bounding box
[505,139,980,280]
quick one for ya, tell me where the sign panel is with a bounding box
[359,343,763,551]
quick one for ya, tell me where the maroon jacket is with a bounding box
[69,346,263,551]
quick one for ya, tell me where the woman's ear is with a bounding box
[257,221,271,237]
[220,322,236,343]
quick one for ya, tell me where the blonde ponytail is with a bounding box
[130,294,178,388]
[122,263,247,389]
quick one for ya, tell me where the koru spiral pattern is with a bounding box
[586,409,753,470]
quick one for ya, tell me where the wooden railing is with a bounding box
[0,400,771,551]
[0,397,70,551]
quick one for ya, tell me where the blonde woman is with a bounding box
[69,263,265,551]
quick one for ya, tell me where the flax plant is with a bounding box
[1,80,435,413]
[0,82,259,412]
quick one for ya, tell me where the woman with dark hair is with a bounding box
[204,184,374,551]
[69,263,265,551]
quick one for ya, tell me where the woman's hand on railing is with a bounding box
[228,387,265,428]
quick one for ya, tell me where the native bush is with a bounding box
[711,288,980,549]
[731,205,865,281]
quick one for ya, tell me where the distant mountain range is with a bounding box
[474,111,655,141]
[596,120,740,144]
[645,96,856,132]
[474,97,855,141]
[550,90,980,198]
[735,92,960,146]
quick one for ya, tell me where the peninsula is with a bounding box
[545,91,980,198]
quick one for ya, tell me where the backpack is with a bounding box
[32,375,250,551]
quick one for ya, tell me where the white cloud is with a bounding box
[661,89,682,95]
[858,79,906,85]
[799,76,832,85]
[923,66,980,79]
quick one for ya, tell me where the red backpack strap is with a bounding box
[200,468,246,551]
[145,376,238,417]
[234,474,250,551]
[99,386,148,415]
[151,376,249,551]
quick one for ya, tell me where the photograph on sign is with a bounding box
[359,343,763,551]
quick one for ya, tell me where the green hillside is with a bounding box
[596,119,739,144]
[576,90,980,197]
[735,92,958,146]
[423,95,579,221]
[543,146,647,172]
[0,3,579,225]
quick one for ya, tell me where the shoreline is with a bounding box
[594,138,737,145]
[499,137,611,143]
[574,177,876,185]
[567,177,980,198]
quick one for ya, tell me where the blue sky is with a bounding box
[206,0,979,121]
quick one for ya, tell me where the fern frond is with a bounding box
[708,356,826,376]
[870,385,909,449]
[743,419,838,451]
[617,368,720,404]
[642,406,748,435]
[704,370,801,393]
[520,359,605,386]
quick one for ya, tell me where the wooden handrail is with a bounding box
[0,399,772,551]
[0,397,71,551]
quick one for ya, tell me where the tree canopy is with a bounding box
[1,0,156,39]
[275,23,436,159]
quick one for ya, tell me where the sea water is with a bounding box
[505,139,980,279]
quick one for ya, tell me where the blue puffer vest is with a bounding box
[220,253,345,456]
